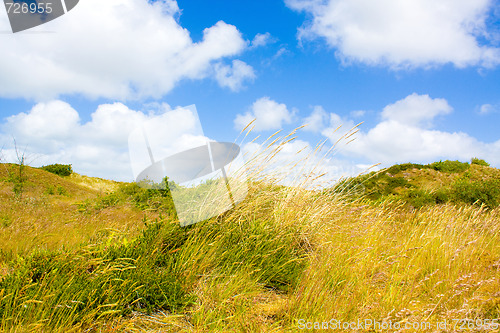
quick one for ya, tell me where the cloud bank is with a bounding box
[1,95,499,183]
[286,0,500,68]
[0,0,251,100]
[310,94,500,167]
[0,101,211,181]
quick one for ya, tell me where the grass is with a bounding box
[0,142,499,332]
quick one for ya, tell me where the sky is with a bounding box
[0,0,499,183]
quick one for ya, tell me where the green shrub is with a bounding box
[387,176,410,188]
[40,164,73,177]
[427,160,469,173]
[471,157,490,167]
[386,165,402,174]
[406,189,436,208]
[46,185,55,195]
[77,183,177,216]
[45,185,67,196]
[206,217,306,292]
[117,183,176,215]
[57,186,67,196]
[95,192,121,209]
[433,189,450,204]
[451,179,500,208]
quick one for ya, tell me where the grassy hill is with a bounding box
[335,159,500,209]
[0,161,499,332]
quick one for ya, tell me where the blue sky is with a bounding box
[0,0,499,181]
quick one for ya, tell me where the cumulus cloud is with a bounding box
[234,97,294,132]
[318,94,500,167]
[381,93,452,127]
[0,0,247,100]
[286,0,500,68]
[302,106,328,132]
[4,101,80,142]
[250,32,275,48]
[0,101,209,181]
[479,103,499,115]
[214,60,256,91]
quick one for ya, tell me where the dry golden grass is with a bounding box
[0,164,158,263]
[81,198,500,333]
[287,202,500,327]
[69,173,122,194]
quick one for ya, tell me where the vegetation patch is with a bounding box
[471,157,490,167]
[428,160,470,173]
[40,164,73,177]
[0,219,193,329]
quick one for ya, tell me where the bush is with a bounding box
[46,185,55,195]
[451,179,500,208]
[471,158,490,167]
[40,164,73,177]
[119,183,176,214]
[406,189,436,208]
[433,189,450,204]
[428,160,469,173]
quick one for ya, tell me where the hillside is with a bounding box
[0,164,168,262]
[336,159,500,209]
[0,161,499,332]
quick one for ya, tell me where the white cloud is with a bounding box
[214,60,256,91]
[381,93,452,127]
[286,0,500,68]
[0,0,247,100]
[302,106,328,132]
[234,97,294,132]
[273,47,288,59]
[251,32,275,48]
[5,101,80,142]
[350,110,366,118]
[0,99,368,187]
[262,47,290,66]
[479,103,499,115]
[318,94,500,167]
[0,101,210,181]
[349,121,483,163]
